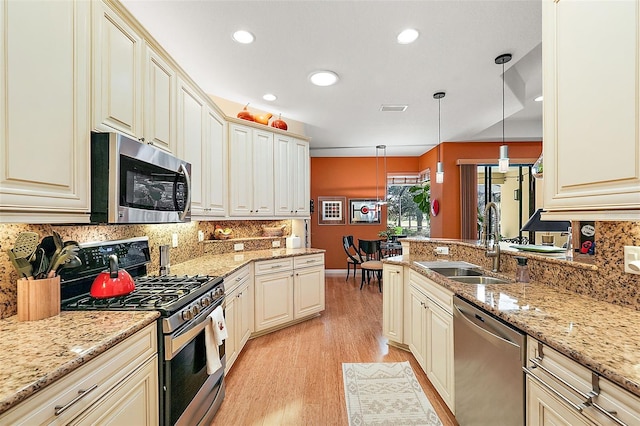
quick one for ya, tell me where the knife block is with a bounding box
[17,276,61,321]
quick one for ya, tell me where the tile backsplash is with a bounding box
[0,220,290,319]
[408,221,640,310]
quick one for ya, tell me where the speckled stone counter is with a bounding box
[168,247,325,278]
[384,254,640,399]
[0,311,159,415]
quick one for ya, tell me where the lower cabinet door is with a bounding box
[224,289,238,372]
[407,284,427,370]
[294,265,325,319]
[526,376,594,426]
[254,270,294,332]
[426,302,454,412]
[70,356,159,425]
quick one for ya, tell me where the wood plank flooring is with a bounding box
[212,274,458,425]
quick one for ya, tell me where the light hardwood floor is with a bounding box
[212,274,458,425]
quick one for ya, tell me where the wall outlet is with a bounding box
[435,246,449,255]
[172,233,178,248]
[624,246,640,275]
[234,243,244,251]
[272,240,281,247]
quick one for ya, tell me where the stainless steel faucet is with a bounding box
[482,202,501,272]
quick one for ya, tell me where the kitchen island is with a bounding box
[383,251,640,399]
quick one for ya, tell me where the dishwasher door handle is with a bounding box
[453,303,521,350]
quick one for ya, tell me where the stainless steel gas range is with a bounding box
[60,237,225,426]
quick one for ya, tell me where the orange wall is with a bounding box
[310,156,420,269]
[419,141,542,239]
[311,142,542,269]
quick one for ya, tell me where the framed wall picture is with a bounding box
[349,199,380,224]
[318,196,346,225]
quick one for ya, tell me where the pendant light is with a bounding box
[495,53,511,173]
[376,144,388,205]
[433,92,446,183]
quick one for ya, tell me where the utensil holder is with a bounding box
[17,276,61,321]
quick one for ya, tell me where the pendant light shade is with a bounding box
[375,144,388,205]
[495,53,512,173]
[433,91,446,183]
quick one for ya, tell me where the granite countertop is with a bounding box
[0,311,159,415]
[0,248,323,415]
[384,254,640,398]
[169,247,325,278]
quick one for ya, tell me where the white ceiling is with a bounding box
[121,0,543,157]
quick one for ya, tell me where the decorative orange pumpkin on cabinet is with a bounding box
[271,114,288,130]
[254,112,272,125]
[237,103,254,121]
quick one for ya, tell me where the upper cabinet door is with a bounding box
[252,129,274,216]
[542,0,640,220]
[93,0,143,139]
[0,0,91,222]
[293,139,310,216]
[205,107,227,217]
[177,78,205,216]
[143,42,176,154]
[274,134,294,215]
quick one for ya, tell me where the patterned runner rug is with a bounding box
[342,361,444,426]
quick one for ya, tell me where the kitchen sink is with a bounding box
[414,261,482,270]
[448,276,513,285]
[426,267,483,277]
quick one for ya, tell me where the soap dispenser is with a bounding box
[515,256,530,283]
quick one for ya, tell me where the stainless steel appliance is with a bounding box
[60,237,225,426]
[453,296,526,425]
[90,132,191,224]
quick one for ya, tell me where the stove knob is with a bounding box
[191,305,200,316]
[181,309,193,321]
[201,297,211,307]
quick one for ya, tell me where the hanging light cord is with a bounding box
[502,61,505,144]
[438,97,441,163]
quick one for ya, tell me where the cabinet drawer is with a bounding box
[409,270,453,313]
[527,337,640,425]
[225,265,251,294]
[293,254,324,269]
[254,257,293,275]
[0,323,157,425]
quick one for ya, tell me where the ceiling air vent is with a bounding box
[379,104,408,112]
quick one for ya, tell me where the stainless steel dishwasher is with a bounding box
[453,296,526,425]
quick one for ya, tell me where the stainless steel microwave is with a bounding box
[90,132,191,224]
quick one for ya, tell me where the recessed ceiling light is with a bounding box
[232,30,255,44]
[397,28,419,44]
[309,70,339,87]
[380,104,408,112]
[263,93,277,101]
[534,96,543,102]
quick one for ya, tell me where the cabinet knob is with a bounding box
[138,137,145,142]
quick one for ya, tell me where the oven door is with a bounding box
[161,299,226,426]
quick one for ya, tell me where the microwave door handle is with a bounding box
[179,163,191,221]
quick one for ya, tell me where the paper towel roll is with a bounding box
[286,235,301,249]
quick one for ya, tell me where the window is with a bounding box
[386,172,430,237]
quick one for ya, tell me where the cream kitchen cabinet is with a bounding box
[293,254,325,318]
[203,106,228,217]
[0,0,91,223]
[525,336,640,426]
[254,254,325,333]
[274,135,311,217]
[382,264,404,345]
[541,0,640,220]
[405,270,455,412]
[0,323,158,425]
[229,123,275,217]
[224,265,253,373]
[254,257,294,332]
[93,0,143,139]
[143,41,177,154]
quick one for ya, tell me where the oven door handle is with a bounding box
[165,300,223,361]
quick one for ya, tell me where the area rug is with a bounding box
[342,361,443,426]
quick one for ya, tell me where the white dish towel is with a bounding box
[205,305,228,374]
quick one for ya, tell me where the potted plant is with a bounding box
[378,226,396,241]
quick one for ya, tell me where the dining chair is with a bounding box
[358,239,383,292]
[342,236,363,281]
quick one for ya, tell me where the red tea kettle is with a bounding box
[90,254,136,298]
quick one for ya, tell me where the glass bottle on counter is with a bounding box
[565,226,573,261]
[515,256,530,283]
